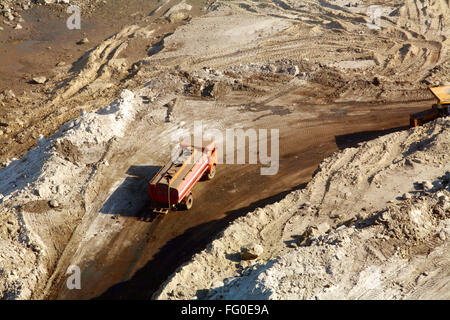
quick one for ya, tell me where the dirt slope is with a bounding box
[155,117,450,300]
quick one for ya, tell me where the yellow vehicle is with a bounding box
[410,85,450,127]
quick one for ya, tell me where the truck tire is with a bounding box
[206,164,216,180]
[180,193,193,210]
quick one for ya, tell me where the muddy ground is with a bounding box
[0,0,449,300]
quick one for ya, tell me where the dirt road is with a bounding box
[42,97,429,300]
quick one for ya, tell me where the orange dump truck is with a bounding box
[148,139,217,214]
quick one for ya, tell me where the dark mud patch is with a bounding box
[54,139,81,164]
[20,200,50,214]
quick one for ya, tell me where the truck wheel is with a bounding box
[206,164,216,180]
[181,193,193,210]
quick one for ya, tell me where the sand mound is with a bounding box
[0,89,140,299]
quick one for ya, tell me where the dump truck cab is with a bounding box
[410,85,450,127]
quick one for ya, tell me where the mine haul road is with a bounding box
[42,97,430,300]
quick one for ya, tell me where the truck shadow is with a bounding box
[93,183,308,300]
[99,165,161,217]
[334,125,409,150]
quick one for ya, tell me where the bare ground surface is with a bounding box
[0,0,449,300]
[156,117,450,300]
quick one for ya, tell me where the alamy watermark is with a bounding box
[66,265,81,290]
[66,4,81,30]
[170,121,279,176]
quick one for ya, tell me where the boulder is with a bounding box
[77,37,89,45]
[49,200,60,208]
[32,76,47,84]
[3,89,15,99]
[421,181,433,191]
[240,244,264,260]
[288,65,300,76]
[403,192,412,200]
[167,12,186,23]
[316,222,330,234]
[37,0,57,5]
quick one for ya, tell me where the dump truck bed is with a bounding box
[151,155,200,190]
[429,85,450,105]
